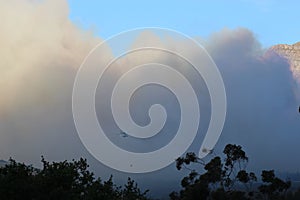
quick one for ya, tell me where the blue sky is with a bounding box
[2,1,300,196]
[68,0,300,47]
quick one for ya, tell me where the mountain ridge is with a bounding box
[269,42,300,81]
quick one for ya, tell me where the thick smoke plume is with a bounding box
[1,1,300,195]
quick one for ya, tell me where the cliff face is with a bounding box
[270,42,300,81]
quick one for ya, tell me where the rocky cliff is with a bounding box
[270,42,300,81]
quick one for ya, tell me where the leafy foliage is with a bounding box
[258,170,291,199]
[1,144,299,200]
[0,157,150,200]
[170,144,292,200]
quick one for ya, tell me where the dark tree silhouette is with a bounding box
[0,157,151,200]
[170,144,291,200]
[1,144,299,200]
[258,170,291,200]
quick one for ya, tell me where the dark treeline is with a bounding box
[1,144,300,200]
[0,157,150,200]
[170,144,300,200]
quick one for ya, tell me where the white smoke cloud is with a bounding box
[205,28,300,171]
[1,0,300,196]
[0,0,106,164]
